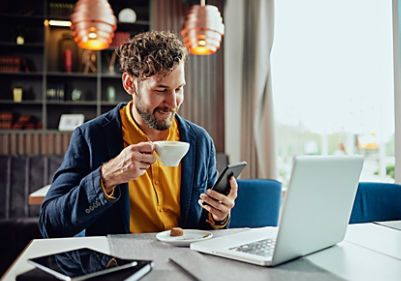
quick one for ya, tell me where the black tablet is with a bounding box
[28,248,153,281]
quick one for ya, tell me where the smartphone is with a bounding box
[210,161,247,195]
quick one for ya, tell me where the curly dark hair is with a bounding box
[117,31,188,80]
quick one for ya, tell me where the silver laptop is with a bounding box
[191,155,364,266]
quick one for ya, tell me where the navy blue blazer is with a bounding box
[39,103,218,238]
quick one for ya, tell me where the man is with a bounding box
[39,31,238,238]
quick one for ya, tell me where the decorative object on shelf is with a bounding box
[106,86,116,102]
[71,88,83,101]
[47,88,57,100]
[16,36,25,45]
[58,87,65,101]
[70,0,117,50]
[16,35,25,45]
[58,33,78,73]
[58,114,84,131]
[47,84,65,101]
[106,51,118,73]
[118,8,136,23]
[81,50,97,73]
[15,26,25,45]
[64,50,73,72]
[12,86,23,102]
[180,0,224,55]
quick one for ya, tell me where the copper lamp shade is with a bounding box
[181,3,224,55]
[71,0,117,50]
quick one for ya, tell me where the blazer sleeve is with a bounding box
[39,127,121,238]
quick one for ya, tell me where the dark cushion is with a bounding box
[350,182,401,223]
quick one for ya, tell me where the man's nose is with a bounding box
[164,90,178,108]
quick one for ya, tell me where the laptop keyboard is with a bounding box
[229,238,276,257]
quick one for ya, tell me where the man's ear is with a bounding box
[122,72,136,95]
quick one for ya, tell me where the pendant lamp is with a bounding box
[71,0,117,51]
[180,0,224,55]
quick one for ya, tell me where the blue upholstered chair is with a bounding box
[350,182,401,223]
[229,179,282,228]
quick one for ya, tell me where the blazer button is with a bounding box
[85,209,90,214]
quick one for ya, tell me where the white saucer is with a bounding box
[156,229,213,247]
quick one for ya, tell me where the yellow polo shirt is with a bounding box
[120,101,181,233]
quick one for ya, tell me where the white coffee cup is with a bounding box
[153,141,190,167]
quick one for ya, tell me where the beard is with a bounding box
[134,90,177,131]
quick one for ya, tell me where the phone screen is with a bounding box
[211,161,247,195]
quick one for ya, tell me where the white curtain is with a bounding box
[240,0,276,179]
[393,0,401,184]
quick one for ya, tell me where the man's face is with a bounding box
[133,63,185,131]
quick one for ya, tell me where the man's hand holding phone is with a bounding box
[198,162,247,223]
[198,176,238,222]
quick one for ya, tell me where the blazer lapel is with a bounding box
[176,115,196,227]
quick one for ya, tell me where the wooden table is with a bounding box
[28,185,50,205]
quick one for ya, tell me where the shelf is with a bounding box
[0,71,43,77]
[46,72,98,78]
[46,15,72,21]
[0,0,150,132]
[0,42,44,49]
[101,101,126,106]
[46,101,97,106]
[101,73,122,78]
[0,13,44,21]
[0,100,43,105]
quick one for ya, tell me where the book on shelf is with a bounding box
[0,56,31,72]
[48,2,74,18]
[12,114,33,129]
[0,112,14,129]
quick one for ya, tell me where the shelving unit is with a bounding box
[0,0,150,133]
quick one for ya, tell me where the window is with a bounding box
[271,0,394,185]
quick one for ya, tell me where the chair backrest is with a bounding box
[350,182,401,223]
[229,179,282,228]
[0,155,64,219]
